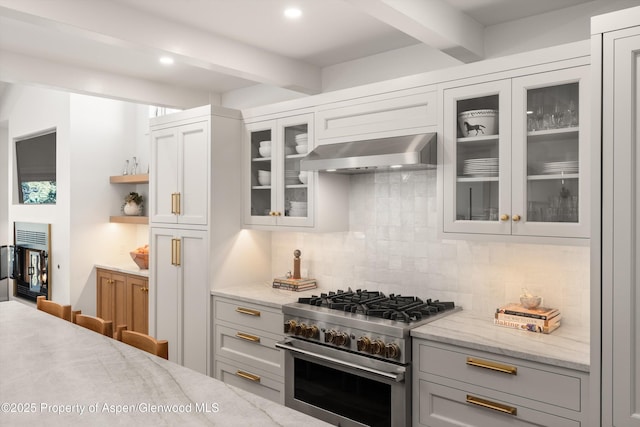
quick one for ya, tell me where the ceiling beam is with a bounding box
[0,0,322,94]
[345,0,484,63]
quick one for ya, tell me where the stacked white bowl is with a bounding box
[289,201,308,217]
[298,171,308,185]
[295,133,308,154]
[257,170,271,186]
[285,170,300,185]
[258,140,271,157]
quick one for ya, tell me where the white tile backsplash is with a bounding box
[272,169,589,326]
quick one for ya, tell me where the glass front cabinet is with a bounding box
[243,114,314,228]
[442,66,589,239]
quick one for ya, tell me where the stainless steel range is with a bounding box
[276,289,460,427]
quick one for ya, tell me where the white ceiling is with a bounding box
[0,0,597,97]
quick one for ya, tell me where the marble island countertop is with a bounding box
[0,300,331,427]
[95,262,149,277]
[411,309,590,372]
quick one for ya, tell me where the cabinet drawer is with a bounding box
[214,298,283,335]
[417,380,580,427]
[215,358,283,404]
[316,91,436,142]
[417,343,583,411]
[214,323,283,377]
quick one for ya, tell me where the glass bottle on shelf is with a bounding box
[525,82,579,224]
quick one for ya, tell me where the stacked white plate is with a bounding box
[540,160,579,174]
[462,158,499,176]
[257,170,271,186]
[285,170,300,185]
[289,201,308,217]
[295,133,308,154]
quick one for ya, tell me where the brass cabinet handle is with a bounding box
[466,395,517,415]
[466,357,517,375]
[512,214,521,222]
[175,193,181,215]
[171,193,181,215]
[235,307,261,316]
[171,238,181,266]
[236,332,260,342]
[140,287,148,292]
[500,214,510,221]
[236,370,261,383]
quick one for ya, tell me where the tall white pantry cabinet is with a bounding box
[592,6,640,427]
[148,105,243,375]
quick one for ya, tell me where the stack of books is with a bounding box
[494,303,561,334]
[272,277,317,292]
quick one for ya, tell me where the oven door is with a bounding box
[276,338,410,427]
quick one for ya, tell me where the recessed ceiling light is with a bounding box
[284,7,302,19]
[159,56,174,65]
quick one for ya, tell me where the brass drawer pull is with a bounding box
[235,307,261,316]
[466,395,517,415]
[236,332,260,342]
[466,357,517,375]
[236,370,261,383]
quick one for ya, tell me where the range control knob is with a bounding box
[303,325,319,339]
[385,343,401,359]
[334,332,349,347]
[294,323,307,336]
[357,336,371,352]
[284,320,297,333]
[324,329,337,344]
[370,339,385,355]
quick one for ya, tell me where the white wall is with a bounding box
[271,170,590,327]
[7,86,150,309]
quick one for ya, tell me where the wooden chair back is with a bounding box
[73,312,113,337]
[117,326,168,359]
[36,295,72,321]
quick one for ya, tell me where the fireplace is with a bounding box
[11,222,51,302]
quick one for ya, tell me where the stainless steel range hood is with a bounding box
[299,133,436,174]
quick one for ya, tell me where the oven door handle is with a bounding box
[276,340,405,382]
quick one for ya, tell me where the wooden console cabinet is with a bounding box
[96,268,148,335]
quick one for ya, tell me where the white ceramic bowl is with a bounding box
[259,140,271,147]
[298,172,308,184]
[520,295,542,309]
[258,146,271,157]
[296,145,308,154]
[457,109,498,137]
[257,175,271,186]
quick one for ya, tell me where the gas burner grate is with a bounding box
[297,288,456,323]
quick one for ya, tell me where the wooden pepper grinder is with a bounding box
[293,249,302,280]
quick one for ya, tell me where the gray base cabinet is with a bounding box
[212,296,284,404]
[413,340,589,426]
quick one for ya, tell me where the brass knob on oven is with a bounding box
[284,320,297,333]
[512,214,521,222]
[325,329,337,344]
[385,343,401,359]
[294,323,306,336]
[303,325,319,339]
[334,332,349,347]
[370,339,385,355]
[500,214,510,221]
[357,336,371,352]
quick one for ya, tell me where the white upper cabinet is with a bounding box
[150,115,210,226]
[442,65,590,240]
[243,113,349,231]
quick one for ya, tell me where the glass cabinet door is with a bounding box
[511,66,590,238]
[443,80,512,235]
[276,114,314,227]
[246,121,276,226]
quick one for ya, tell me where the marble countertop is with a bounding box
[411,310,590,372]
[211,282,326,309]
[95,263,149,277]
[0,300,331,426]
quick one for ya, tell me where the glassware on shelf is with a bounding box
[130,157,138,175]
[122,160,129,175]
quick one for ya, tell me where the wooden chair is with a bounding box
[72,310,113,337]
[116,325,168,359]
[36,295,72,321]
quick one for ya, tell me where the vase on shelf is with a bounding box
[123,201,142,216]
